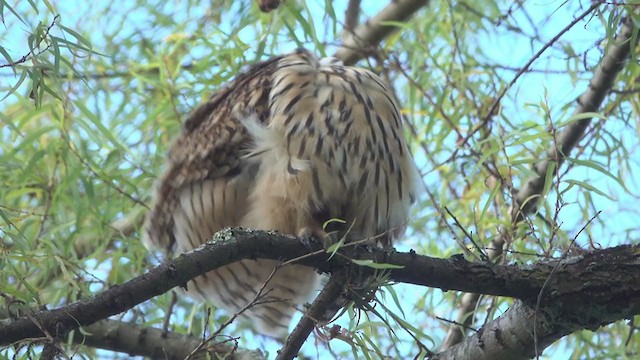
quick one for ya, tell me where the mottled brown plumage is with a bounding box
[143,49,419,337]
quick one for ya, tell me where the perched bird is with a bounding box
[143,49,420,337]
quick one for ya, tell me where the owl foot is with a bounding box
[298,227,329,251]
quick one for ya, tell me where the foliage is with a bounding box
[1,0,639,358]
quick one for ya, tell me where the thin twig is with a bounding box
[444,207,489,262]
[161,292,177,333]
[0,15,60,69]
[455,2,604,151]
[436,316,478,332]
[185,265,283,360]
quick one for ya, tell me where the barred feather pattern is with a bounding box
[143,49,420,337]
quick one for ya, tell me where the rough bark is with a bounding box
[75,319,265,360]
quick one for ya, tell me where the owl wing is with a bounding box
[143,55,282,254]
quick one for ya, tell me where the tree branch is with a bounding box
[436,244,640,359]
[2,228,640,348]
[334,0,430,65]
[0,304,264,360]
[276,271,347,360]
[435,245,640,360]
[3,1,429,81]
[344,0,362,32]
[512,10,637,218]
[75,319,264,360]
[441,8,639,349]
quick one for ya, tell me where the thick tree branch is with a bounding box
[75,319,264,360]
[435,245,640,360]
[276,271,347,360]
[344,0,362,32]
[436,244,640,359]
[442,9,639,349]
[2,228,640,348]
[436,302,557,360]
[334,0,429,65]
[0,305,264,360]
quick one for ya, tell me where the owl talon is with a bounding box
[299,235,315,251]
[298,227,328,251]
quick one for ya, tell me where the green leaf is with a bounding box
[324,0,337,34]
[351,259,404,269]
[42,0,56,14]
[0,1,28,26]
[50,36,61,75]
[26,0,38,13]
[360,331,385,357]
[556,112,607,127]
[384,284,406,319]
[75,101,127,151]
[58,24,93,50]
[325,237,345,259]
[542,160,557,197]
[54,255,80,291]
[6,261,41,303]
[563,179,615,201]
[566,157,627,191]
[378,20,411,29]
[479,181,500,223]
[0,45,15,72]
[1,69,28,101]
[352,333,373,360]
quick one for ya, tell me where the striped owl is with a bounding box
[143,49,420,337]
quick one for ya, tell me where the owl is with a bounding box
[143,49,420,337]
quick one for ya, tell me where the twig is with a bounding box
[0,15,60,69]
[436,316,478,332]
[444,207,489,262]
[455,1,604,153]
[161,292,177,333]
[185,265,282,360]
